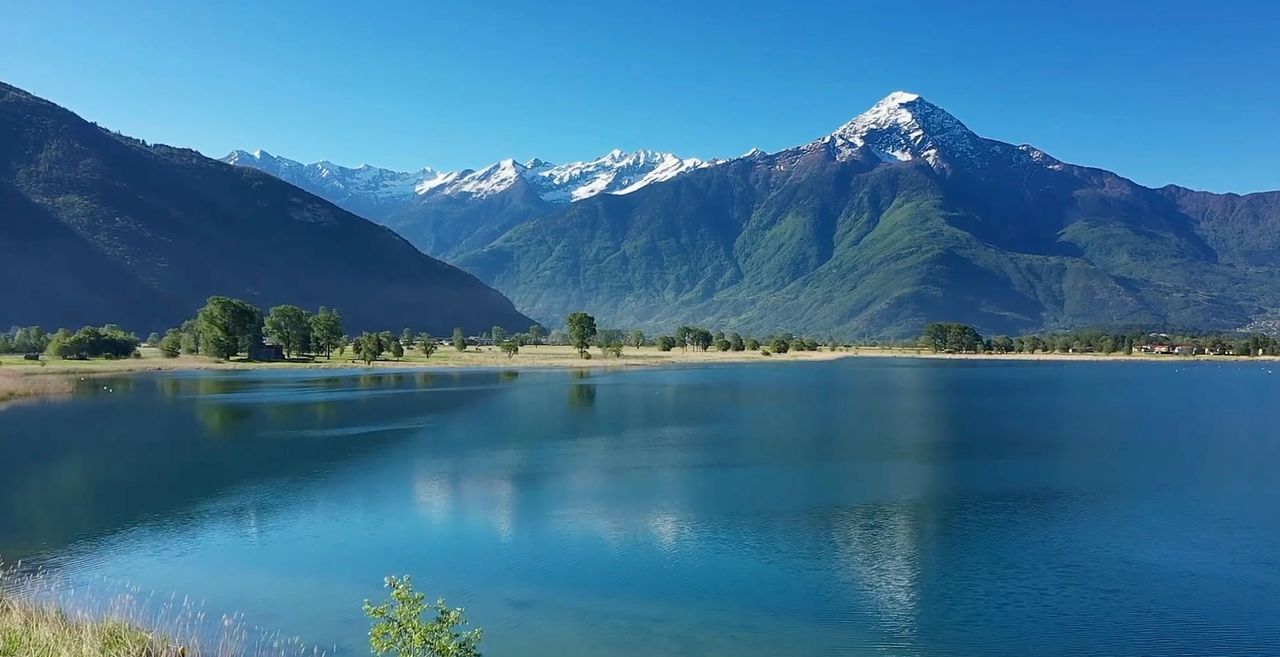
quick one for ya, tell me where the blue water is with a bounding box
[2,359,1278,656]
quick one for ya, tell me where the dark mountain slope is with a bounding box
[0,81,532,334]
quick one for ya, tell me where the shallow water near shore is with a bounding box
[2,358,1279,656]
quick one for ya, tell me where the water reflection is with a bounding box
[568,383,596,409]
[0,369,514,561]
[3,360,1279,657]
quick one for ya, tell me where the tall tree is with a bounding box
[197,296,263,360]
[159,328,183,358]
[355,332,384,365]
[674,326,693,352]
[565,312,598,358]
[692,328,714,352]
[629,329,646,349]
[452,327,467,352]
[528,324,545,347]
[310,307,344,359]
[264,304,313,358]
[179,319,201,355]
[12,326,49,353]
[418,334,438,358]
[491,326,507,344]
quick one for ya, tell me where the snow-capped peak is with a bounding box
[822,91,979,167]
[223,147,718,213]
[220,150,437,213]
[427,149,715,202]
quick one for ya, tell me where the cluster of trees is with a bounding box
[555,313,827,359]
[46,325,140,359]
[167,296,544,363]
[0,325,140,359]
[158,297,398,362]
[921,323,1280,357]
[921,323,985,353]
[654,326,822,354]
[0,326,52,355]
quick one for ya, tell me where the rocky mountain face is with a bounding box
[0,81,533,335]
[232,92,1280,338]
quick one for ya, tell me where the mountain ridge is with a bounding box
[0,80,533,335]
[222,146,713,219]
[166,90,1280,337]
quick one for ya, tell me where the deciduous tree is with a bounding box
[566,312,597,358]
[197,297,262,360]
[264,304,313,358]
[310,307,344,358]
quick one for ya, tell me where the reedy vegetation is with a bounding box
[0,569,325,657]
[1,569,480,657]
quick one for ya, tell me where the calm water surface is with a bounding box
[2,359,1278,656]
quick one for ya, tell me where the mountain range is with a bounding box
[0,81,532,335]
[228,92,1280,338]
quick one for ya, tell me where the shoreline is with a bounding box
[4,346,1276,405]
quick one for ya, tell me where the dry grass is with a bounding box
[0,369,74,403]
[4,341,1271,406]
[0,344,848,380]
[0,569,326,657]
[0,593,172,657]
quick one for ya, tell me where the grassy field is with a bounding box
[0,344,845,403]
[3,342,1268,405]
[0,343,846,373]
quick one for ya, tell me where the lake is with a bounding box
[2,358,1278,656]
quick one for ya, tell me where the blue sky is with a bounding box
[2,1,1277,192]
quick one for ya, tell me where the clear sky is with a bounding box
[3,1,1277,192]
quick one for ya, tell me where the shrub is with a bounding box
[364,576,482,657]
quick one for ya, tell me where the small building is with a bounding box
[249,342,285,361]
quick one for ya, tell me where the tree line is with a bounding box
[1,303,836,364]
[921,322,1280,357]
[0,325,141,360]
[558,312,827,359]
[164,296,548,364]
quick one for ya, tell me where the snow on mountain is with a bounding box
[401,149,715,202]
[814,91,982,167]
[222,148,713,216]
[804,91,1064,173]
[224,149,434,205]
[224,92,1067,220]
[532,149,715,202]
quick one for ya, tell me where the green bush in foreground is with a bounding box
[364,575,482,657]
